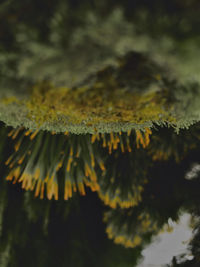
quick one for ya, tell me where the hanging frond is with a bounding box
[104,209,158,248]
[97,145,150,209]
[5,128,102,200]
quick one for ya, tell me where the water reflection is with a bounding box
[0,122,200,266]
[139,213,193,266]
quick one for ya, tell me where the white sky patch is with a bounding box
[137,213,193,267]
[185,163,200,180]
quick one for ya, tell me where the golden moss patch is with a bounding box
[25,81,175,129]
[1,96,19,105]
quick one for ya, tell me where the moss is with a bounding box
[1,84,192,134]
[25,79,173,128]
[0,86,174,134]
